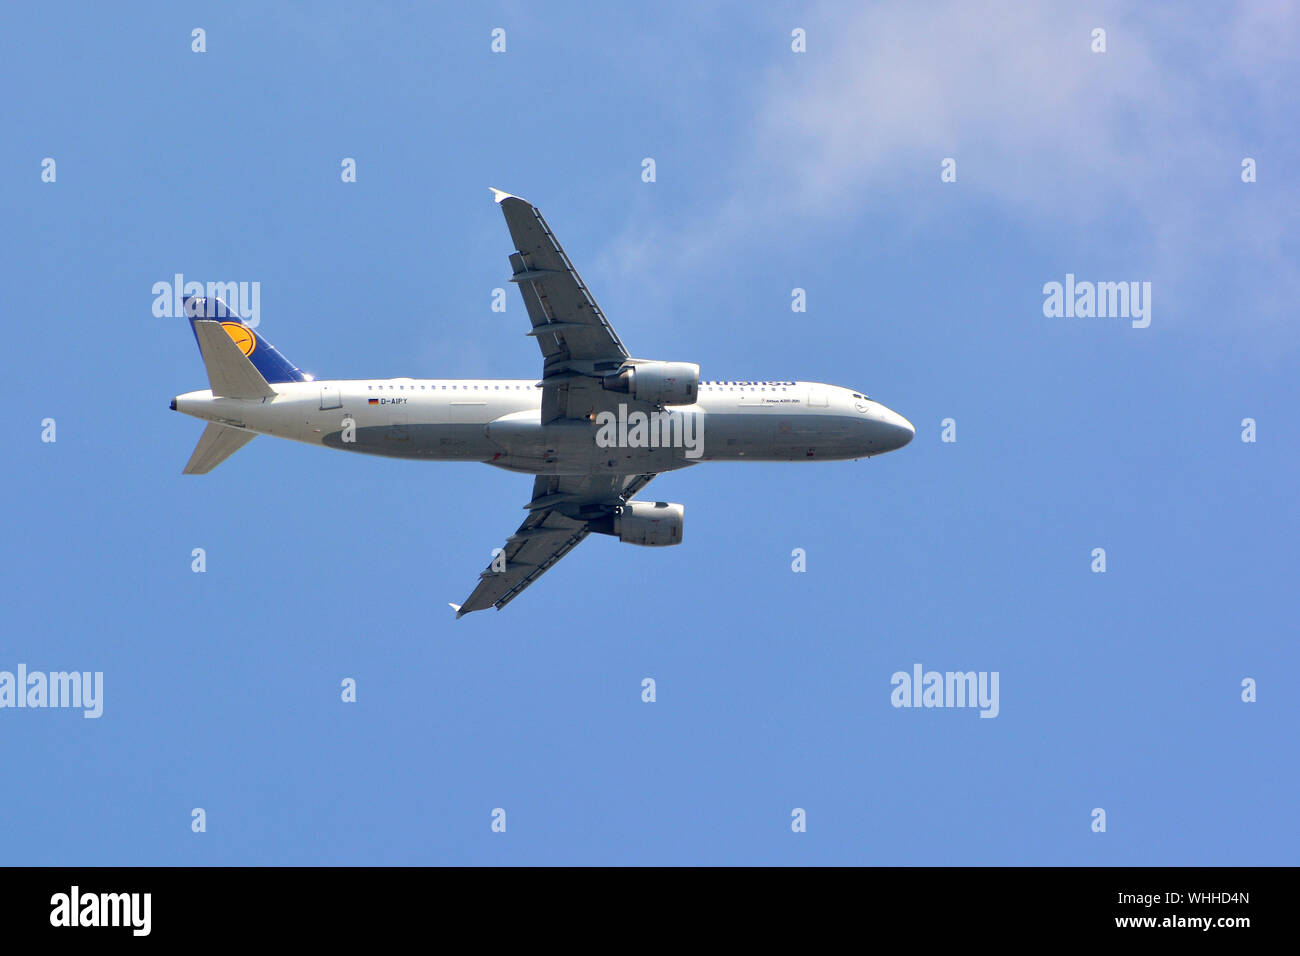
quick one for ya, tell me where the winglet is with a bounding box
[489,187,517,204]
[449,602,464,619]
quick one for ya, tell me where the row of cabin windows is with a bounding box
[364,384,539,390]
[360,383,796,392]
[356,383,865,397]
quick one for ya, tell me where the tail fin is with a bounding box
[184,423,256,474]
[183,296,308,386]
[191,317,276,399]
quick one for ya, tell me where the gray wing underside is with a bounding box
[453,473,656,617]
[494,190,627,366]
[492,190,634,424]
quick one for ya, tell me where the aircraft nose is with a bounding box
[892,411,915,448]
[876,406,914,451]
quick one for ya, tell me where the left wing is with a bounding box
[491,188,636,424]
[452,473,655,617]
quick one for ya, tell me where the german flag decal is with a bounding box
[368,398,379,405]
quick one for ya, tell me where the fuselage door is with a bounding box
[320,384,342,410]
[807,387,828,407]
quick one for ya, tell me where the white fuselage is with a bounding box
[173,378,915,475]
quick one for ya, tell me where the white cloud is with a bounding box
[605,1,1299,338]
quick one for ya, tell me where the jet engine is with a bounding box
[602,361,699,406]
[591,501,684,547]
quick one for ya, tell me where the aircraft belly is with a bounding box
[769,413,858,460]
[321,423,495,460]
[699,411,777,460]
[485,418,703,475]
[487,450,699,476]
[701,412,858,461]
[310,394,534,461]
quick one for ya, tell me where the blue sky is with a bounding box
[2,1,1296,865]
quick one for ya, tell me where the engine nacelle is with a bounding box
[614,501,684,547]
[603,361,699,406]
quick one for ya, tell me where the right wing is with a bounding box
[452,472,656,617]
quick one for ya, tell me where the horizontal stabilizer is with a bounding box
[183,423,256,475]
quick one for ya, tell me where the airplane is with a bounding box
[171,189,915,616]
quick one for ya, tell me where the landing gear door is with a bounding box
[320,384,342,410]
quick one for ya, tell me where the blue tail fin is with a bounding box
[183,296,308,384]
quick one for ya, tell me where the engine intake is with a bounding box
[602,361,699,406]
